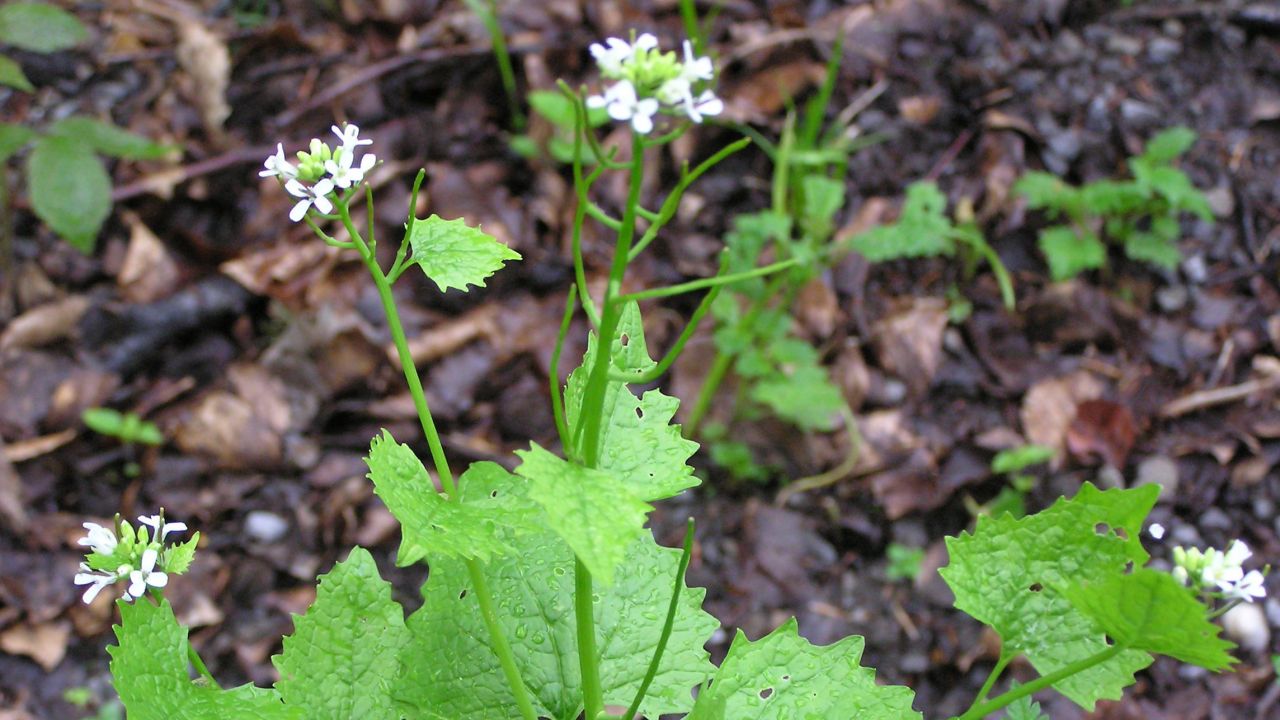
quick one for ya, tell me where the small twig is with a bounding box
[1160,358,1280,418]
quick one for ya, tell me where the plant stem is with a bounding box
[466,0,525,130]
[187,641,218,687]
[576,558,603,719]
[621,519,696,720]
[616,257,800,304]
[335,201,537,720]
[954,645,1124,720]
[964,651,1011,714]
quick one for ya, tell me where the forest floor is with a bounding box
[1,0,1279,718]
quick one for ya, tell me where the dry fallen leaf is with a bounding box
[0,620,70,671]
[119,213,182,303]
[0,296,91,351]
[1066,399,1137,469]
[872,297,949,396]
[175,18,231,134]
[1021,370,1106,466]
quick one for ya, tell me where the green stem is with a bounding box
[466,0,524,130]
[568,94,605,327]
[550,286,577,450]
[621,519,696,720]
[187,640,218,687]
[964,651,1011,714]
[576,558,603,719]
[679,0,706,55]
[954,645,1124,720]
[617,257,800,304]
[332,201,537,720]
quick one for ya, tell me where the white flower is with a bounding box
[589,33,657,77]
[657,76,691,106]
[680,40,714,82]
[285,178,335,222]
[123,548,168,601]
[138,514,187,543]
[331,124,372,151]
[73,563,119,604]
[587,80,659,134]
[325,150,376,189]
[1224,540,1251,567]
[1220,569,1266,603]
[682,89,723,123]
[1148,523,1165,540]
[259,143,298,179]
[77,522,118,556]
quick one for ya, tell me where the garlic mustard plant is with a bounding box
[586,33,722,133]
[91,27,1265,720]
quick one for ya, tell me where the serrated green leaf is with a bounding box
[850,181,954,261]
[274,547,409,719]
[564,301,700,501]
[407,214,521,293]
[1131,163,1212,220]
[366,430,537,565]
[163,533,199,575]
[0,3,88,53]
[26,135,110,252]
[514,444,650,585]
[0,54,33,92]
[1141,127,1196,165]
[750,364,843,431]
[941,483,1160,709]
[1079,180,1147,215]
[0,122,33,162]
[109,599,297,720]
[1004,684,1048,720]
[687,618,920,720]
[1038,225,1105,281]
[800,175,844,239]
[394,529,717,720]
[1061,568,1235,670]
[47,117,176,159]
[1015,172,1083,217]
[1123,231,1181,269]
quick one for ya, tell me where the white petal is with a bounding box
[148,572,169,589]
[696,92,723,117]
[163,521,187,536]
[358,154,376,172]
[140,548,158,573]
[631,112,654,134]
[128,572,146,599]
[82,582,106,604]
[313,194,334,215]
[313,179,335,196]
[290,199,310,222]
[586,94,607,109]
[284,179,310,199]
[634,33,658,51]
[1225,540,1251,566]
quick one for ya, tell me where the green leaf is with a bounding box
[394,529,718,720]
[514,443,650,585]
[0,122,33,162]
[527,90,608,129]
[799,175,844,239]
[47,117,175,159]
[109,599,297,720]
[407,214,521,293]
[1004,683,1048,720]
[0,54,32,92]
[1015,172,1083,217]
[1061,568,1235,670]
[162,533,200,575]
[0,3,88,53]
[991,445,1054,475]
[26,135,110,252]
[564,301,701,501]
[1141,127,1196,165]
[687,618,920,720]
[274,547,409,719]
[1038,225,1105,281]
[1123,231,1181,270]
[850,181,954,261]
[940,483,1160,709]
[365,430,537,565]
[1079,180,1147,215]
[749,364,843,431]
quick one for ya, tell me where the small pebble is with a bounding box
[1171,523,1202,546]
[1120,99,1161,125]
[1155,285,1189,313]
[1134,455,1179,500]
[1106,33,1143,56]
[245,510,290,543]
[1147,37,1181,64]
[1097,465,1124,490]
[1205,184,1235,218]
[1222,603,1270,654]
[899,652,930,674]
[1198,507,1233,531]
[1265,598,1280,628]
[1254,497,1275,521]
[1181,254,1209,284]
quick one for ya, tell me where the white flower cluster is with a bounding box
[260,124,377,222]
[1154,525,1268,603]
[586,34,723,134]
[73,513,189,604]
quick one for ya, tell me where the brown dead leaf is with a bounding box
[0,295,90,351]
[872,297,949,395]
[173,391,283,469]
[0,620,70,671]
[835,197,891,244]
[795,278,839,339]
[405,303,499,365]
[898,95,942,125]
[0,438,27,532]
[724,61,826,121]
[1066,399,1137,468]
[175,18,230,134]
[119,213,181,303]
[1021,370,1106,465]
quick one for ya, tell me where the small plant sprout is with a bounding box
[586,33,722,133]
[73,511,198,605]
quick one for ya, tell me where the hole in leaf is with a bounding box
[1124,560,1134,574]
[620,333,630,346]
[781,675,791,682]
[458,589,468,599]
[1028,583,1043,592]
[1114,527,1129,540]
[759,688,773,700]
[1094,522,1110,535]
[490,490,499,498]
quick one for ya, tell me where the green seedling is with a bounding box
[0,5,176,255]
[885,542,925,583]
[463,0,525,131]
[509,90,608,163]
[83,30,1263,720]
[850,181,1016,310]
[1015,126,1212,280]
[82,408,165,447]
[966,444,1054,519]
